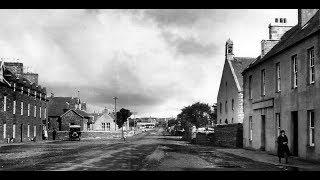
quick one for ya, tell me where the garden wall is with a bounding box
[212,123,243,148]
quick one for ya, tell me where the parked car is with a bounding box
[69,125,81,141]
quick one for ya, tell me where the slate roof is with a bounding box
[230,57,256,90]
[1,61,47,93]
[243,10,320,74]
[47,97,90,119]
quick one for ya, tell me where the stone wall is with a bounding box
[47,130,122,140]
[212,123,243,148]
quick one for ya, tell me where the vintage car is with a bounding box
[69,125,81,141]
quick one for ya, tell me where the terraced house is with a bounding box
[242,9,320,161]
[0,61,48,143]
[217,39,255,125]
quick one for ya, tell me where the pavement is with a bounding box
[216,148,320,171]
[1,128,320,171]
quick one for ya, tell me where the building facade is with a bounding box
[47,96,91,131]
[217,39,255,125]
[92,108,129,132]
[242,10,320,161]
[0,61,48,143]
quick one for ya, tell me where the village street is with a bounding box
[0,128,306,171]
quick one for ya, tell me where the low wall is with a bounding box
[212,123,243,148]
[81,131,122,139]
[47,130,122,140]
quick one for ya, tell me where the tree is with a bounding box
[116,108,132,140]
[167,118,178,127]
[177,102,212,140]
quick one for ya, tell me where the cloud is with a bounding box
[0,9,298,117]
[161,31,219,57]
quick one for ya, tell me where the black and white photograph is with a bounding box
[0,9,320,172]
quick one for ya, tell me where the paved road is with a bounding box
[0,129,283,171]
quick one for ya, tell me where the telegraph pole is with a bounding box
[113,96,118,122]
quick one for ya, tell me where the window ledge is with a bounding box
[307,145,315,149]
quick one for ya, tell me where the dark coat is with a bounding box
[277,135,290,158]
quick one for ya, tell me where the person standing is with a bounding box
[277,130,290,164]
[52,129,57,140]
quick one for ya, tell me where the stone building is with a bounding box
[92,108,129,132]
[216,39,255,125]
[242,10,320,161]
[0,61,48,143]
[47,96,91,131]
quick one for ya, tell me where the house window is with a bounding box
[225,119,228,124]
[34,105,36,117]
[261,69,266,96]
[3,123,6,139]
[276,63,281,92]
[225,101,227,113]
[102,123,106,131]
[13,83,16,91]
[44,108,47,119]
[3,96,6,112]
[34,91,37,100]
[13,101,16,114]
[220,102,222,114]
[21,86,23,94]
[308,110,315,146]
[39,106,41,119]
[13,124,16,139]
[28,104,30,117]
[27,124,30,138]
[292,55,298,88]
[249,75,252,99]
[28,89,30,96]
[219,119,222,124]
[249,116,253,141]
[33,125,36,137]
[308,47,315,84]
[21,102,23,115]
[107,123,111,131]
[231,118,234,124]
[232,99,234,111]
[276,113,281,137]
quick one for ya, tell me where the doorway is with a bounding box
[261,115,266,151]
[20,124,23,142]
[291,111,298,156]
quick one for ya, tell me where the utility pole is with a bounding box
[113,96,118,124]
[113,96,124,140]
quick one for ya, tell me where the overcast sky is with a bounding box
[0,9,298,117]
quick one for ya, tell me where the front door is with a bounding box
[292,111,298,156]
[261,115,266,151]
[20,124,23,142]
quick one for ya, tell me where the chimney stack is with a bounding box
[268,17,292,40]
[298,9,319,27]
[261,17,293,57]
[23,72,39,85]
